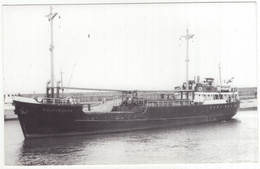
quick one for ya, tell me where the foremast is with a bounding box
[46,6,58,98]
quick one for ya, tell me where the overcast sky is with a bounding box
[2,2,257,94]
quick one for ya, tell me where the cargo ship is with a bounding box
[13,7,240,139]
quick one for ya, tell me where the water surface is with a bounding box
[5,110,258,165]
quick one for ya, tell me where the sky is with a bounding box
[2,2,257,94]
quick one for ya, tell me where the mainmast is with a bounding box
[181,29,194,90]
[46,6,58,98]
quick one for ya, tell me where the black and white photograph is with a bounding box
[1,0,259,168]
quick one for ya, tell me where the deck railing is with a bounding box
[146,100,191,107]
[42,97,80,105]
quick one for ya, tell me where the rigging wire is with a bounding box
[66,62,77,93]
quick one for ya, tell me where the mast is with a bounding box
[46,6,58,98]
[219,63,222,86]
[181,29,194,90]
[60,70,63,89]
[60,69,64,96]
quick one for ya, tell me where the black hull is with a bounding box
[13,100,240,139]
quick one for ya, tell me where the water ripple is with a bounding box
[5,111,258,165]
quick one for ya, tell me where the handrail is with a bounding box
[146,99,191,107]
[42,97,80,105]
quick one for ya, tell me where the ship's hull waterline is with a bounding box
[13,100,240,139]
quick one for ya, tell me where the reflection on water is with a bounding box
[5,111,258,165]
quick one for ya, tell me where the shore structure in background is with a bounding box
[13,6,240,139]
[4,93,21,120]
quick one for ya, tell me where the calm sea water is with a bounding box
[4,110,258,165]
